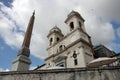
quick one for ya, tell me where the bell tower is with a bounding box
[47,26,64,46]
[65,11,86,33]
[64,11,94,67]
[47,26,64,56]
[12,11,35,71]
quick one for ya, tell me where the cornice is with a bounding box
[47,31,64,38]
[64,14,85,23]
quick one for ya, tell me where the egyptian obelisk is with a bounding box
[12,11,35,71]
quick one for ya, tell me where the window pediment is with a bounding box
[54,56,67,63]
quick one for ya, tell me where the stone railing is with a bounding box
[0,66,120,80]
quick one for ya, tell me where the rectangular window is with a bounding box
[74,59,78,65]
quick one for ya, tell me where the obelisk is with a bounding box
[12,11,35,71]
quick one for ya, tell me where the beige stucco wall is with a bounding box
[45,41,94,69]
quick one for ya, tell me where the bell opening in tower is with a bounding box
[70,22,74,31]
[56,37,60,42]
[50,38,53,45]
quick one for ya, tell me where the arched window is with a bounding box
[59,45,66,52]
[74,59,78,65]
[59,45,63,51]
[56,37,60,42]
[79,21,83,31]
[70,22,74,31]
[50,38,53,45]
[79,22,81,27]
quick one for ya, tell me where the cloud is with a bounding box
[0,4,23,49]
[0,67,10,72]
[77,0,120,22]
[0,0,119,59]
[85,15,115,45]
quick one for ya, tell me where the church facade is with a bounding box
[38,11,94,69]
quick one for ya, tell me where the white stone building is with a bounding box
[38,11,94,69]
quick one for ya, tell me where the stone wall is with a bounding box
[0,66,120,80]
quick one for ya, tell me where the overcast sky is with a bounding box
[0,0,120,71]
